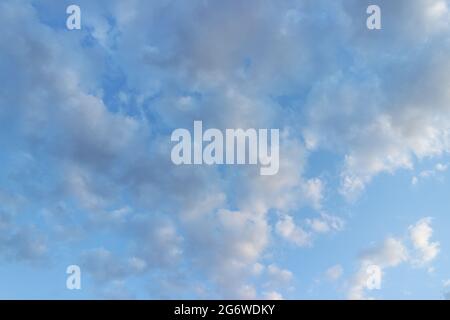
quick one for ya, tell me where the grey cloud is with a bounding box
[0,221,48,263]
[81,248,130,283]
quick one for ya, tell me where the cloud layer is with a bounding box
[0,0,449,299]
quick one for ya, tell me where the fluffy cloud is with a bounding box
[276,211,344,247]
[276,215,311,247]
[409,218,440,266]
[348,237,408,300]
[302,0,450,200]
[265,264,294,288]
[0,0,449,299]
[347,217,440,299]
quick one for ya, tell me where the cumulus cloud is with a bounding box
[409,218,440,266]
[347,217,440,299]
[276,215,311,247]
[265,264,294,289]
[302,0,450,200]
[276,211,344,248]
[348,237,408,300]
[0,0,449,299]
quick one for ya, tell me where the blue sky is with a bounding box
[0,0,450,299]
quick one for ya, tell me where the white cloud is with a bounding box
[276,215,311,247]
[307,213,345,234]
[348,237,408,300]
[436,163,448,172]
[128,257,147,273]
[360,237,409,268]
[266,264,294,286]
[236,285,257,300]
[326,264,344,281]
[412,162,449,185]
[347,217,441,299]
[263,291,284,300]
[409,218,440,266]
[302,178,324,210]
[302,0,450,201]
[1,0,448,299]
